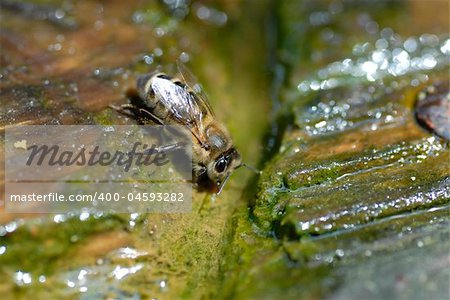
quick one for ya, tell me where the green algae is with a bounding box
[248,0,449,298]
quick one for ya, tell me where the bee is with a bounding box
[112,61,252,194]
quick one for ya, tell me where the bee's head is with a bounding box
[206,148,241,193]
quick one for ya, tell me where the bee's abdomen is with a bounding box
[137,73,157,107]
[136,73,179,124]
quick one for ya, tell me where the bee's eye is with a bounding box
[214,157,228,173]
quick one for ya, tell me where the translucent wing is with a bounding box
[149,77,200,126]
[148,63,214,148]
[176,60,215,117]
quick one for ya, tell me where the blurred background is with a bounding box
[0,0,449,299]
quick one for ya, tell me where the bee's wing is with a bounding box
[149,70,210,147]
[176,60,215,117]
[149,78,199,124]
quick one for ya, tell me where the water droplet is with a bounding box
[404,37,418,52]
[154,48,163,57]
[361,61,378,81]
[335,249,345,257]
[132,11,145,24]
[315,121,327,128]
[179,52,190,63]
[143,55,154,65]
[440,39,450,55]
[55,9,65,19]
[70,235,79,243]
[420,54,437,69]
[300,222,310,230]
[419,34,439,47]
[79,212,90,221]
[385,115,394,122]
[155,27,165,37]
[375,38,389,49]
[15,271,32,285]
[5,222,17,233]
[77,269,87,281]
[310,81,320,91]
[53,214,66,223]
[365,21,379,35]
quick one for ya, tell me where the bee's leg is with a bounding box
[129,142,186,161]
[141,142,187,155]
[109,104,138,118]
[137,108,164,125]
[110,104,165,125]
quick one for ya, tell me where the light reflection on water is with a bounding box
[297,34,449,93]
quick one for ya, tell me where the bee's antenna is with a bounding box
[237,163,261,175]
